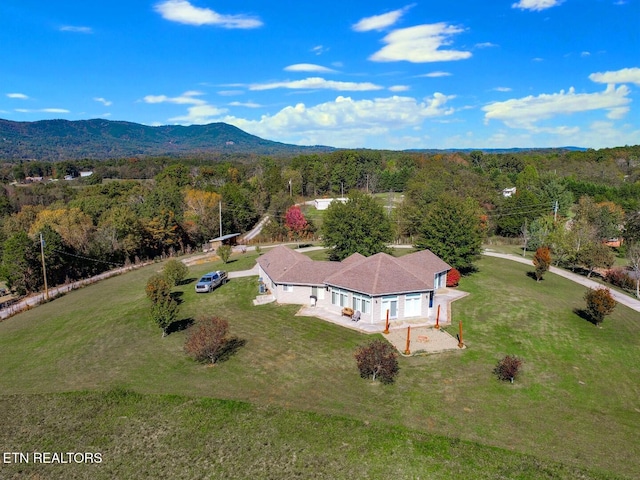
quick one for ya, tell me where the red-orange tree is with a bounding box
[584,287,617,325]
[532,247,551,282]
[184,316,229,364]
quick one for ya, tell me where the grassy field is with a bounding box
[0,252,639,478]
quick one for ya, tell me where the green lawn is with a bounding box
[0,253,638,478]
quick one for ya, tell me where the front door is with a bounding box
[380,296,398,320]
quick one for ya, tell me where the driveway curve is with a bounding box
[483,250,640,314]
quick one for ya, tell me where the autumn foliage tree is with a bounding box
[354,339,399,384]
[284,205,308,242]
[584,287,617,325]
[446,268,461,287]
[184,316,230,364]
[532,246,551,282]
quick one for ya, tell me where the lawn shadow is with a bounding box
[525,271,544,282]
[217,336,247,363]
[167,317,195,334]
[179,277,197,286]
[170,291,184,304]
[573,308,598,326]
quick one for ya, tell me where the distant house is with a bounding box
[502,187,517,197]
[314,197,347,211]
[79,171,93,177]
[24,176,43,183]
[256,246,451,325]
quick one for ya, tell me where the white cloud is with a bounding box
[93,97,112,106]
[389,85,410,92]
[217,90,244,96]
[218,93,455,147]
[475,42,498,49]
[6,93,29,99]
[228,101,262,108]
[154,0,262,29]
[417,71,452,78]
[169,104,229,124]
[589,67,640,86]
[511,0,563,12]
[311,45,328,55]
[16,108,70,113]
[483,84,631,131]
[60,25,93,33]
[369,23,471,63]
[493,87,512,92]
[581,51,591,57]
[143,91,206,105]
[352,5,414,32]
[284,64,337,73]
[249,77,384,92]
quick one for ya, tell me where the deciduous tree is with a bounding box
[163,259,189,287]
[584,287,616,325]
[493,355,522,383]
[184,316,230,364]
[354,339,399,384]
[217,244,232,264]
[532,247,551,282]
[576,242,615,278]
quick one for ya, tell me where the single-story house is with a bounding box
[256,246,451,325]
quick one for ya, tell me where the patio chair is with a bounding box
[352,310,361,322]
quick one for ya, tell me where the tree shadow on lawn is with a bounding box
[573,308,599,326]
[178,277,197,286]
[525,271,545,282]
[170,291,184,305]
[167,317,195,334]
[216,337,247,363]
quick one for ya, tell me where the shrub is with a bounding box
[150,296,179,337]
[446,268,461,287]
[532,247,551,282]
[584,287,617,325]
[604,268,635,291]
[217,245,232,264]
[185,316,230,364]
[163,259,189,287]
[493,355,522,383]
[354,339,399,384]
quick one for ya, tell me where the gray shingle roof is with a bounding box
[257,245,451,295]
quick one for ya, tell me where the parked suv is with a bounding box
[195,271,228,293]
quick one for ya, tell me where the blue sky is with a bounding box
[1,1,639,150]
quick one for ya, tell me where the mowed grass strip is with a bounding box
[0,390,620,480]
[0,253,639,478]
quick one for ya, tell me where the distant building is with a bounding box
[314,197,347,211]
[79,171,93,177]
[502,187,517,197]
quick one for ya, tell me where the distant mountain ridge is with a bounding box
[0,118,332,160]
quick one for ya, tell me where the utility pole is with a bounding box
[553,200,559,222]
[40,233,49,300]
[219,200,223,238]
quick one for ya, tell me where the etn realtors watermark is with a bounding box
[2,452,102,464]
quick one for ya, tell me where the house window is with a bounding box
[283,284,293,292]
[404,293,421,317]
[352,294,371,314]
[331,288,349,307]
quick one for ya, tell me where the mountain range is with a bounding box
[0,118,332,161]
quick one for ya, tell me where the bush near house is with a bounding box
[446,268,461,287]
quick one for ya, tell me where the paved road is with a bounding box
[483,250,640,314]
